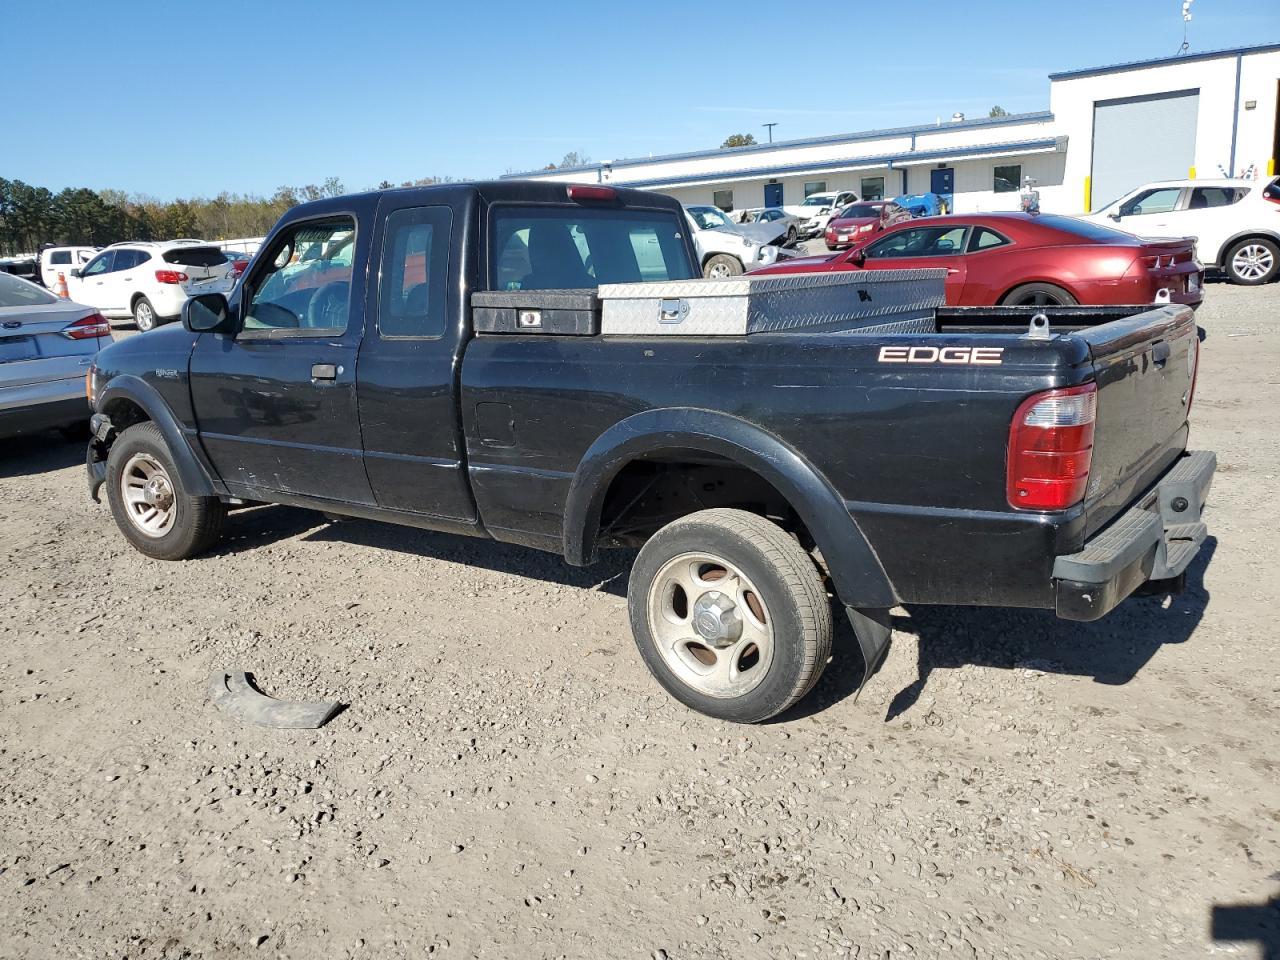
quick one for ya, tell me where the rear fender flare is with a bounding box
[562,407,897,609]
[97,375,216,498]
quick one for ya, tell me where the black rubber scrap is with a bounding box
[207,671,342,729]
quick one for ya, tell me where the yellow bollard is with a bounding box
[1083,176,1092,212]
[1188,166,1197,180]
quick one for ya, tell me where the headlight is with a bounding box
[859,223,874,233]
[742,236,755,247]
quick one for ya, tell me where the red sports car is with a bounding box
[823,200,911,250]
[756,212,1204,307]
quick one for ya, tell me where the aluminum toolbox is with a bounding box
[597,269,946,336]
[472,289,599,335]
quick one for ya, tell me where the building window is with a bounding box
[993,165,1022,193]
[861,177,885,201]
[803,181,827,197]
[712,190,733,212]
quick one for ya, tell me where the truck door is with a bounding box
[188,212,375,504]
[355,197,477,521]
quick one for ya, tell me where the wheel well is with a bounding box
[997,280,1072,305]
[702,251,741,267]
[593,452,814,553]
[130,292,147,310]
[1217,232,1280,266]
[101,397,150,436]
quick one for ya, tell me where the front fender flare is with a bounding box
[562,407,897,609]
[96,375,217,498]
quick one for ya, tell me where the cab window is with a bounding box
[490,206,694,290]
[1119,187,1181,216]
[864,226,968,259]
[968,227,1011,252]
[377,206,451,338]
[244,218,355,334]
[82,251,115,276]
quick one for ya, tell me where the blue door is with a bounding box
[930,168,955,212]
[764,183,783,208]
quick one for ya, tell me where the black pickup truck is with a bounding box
[83,181,1214,722]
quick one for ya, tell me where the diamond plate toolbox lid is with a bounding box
[597,269,946,336]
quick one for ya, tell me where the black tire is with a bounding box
[1223,237,1279,285]
[1002,282,1078,307]
[703,254,744,279]
[105,422,224,560]
[627,508,833,723]
[133,296,159,332]
[785,226,797,245]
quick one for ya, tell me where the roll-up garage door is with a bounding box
[1090,89,1199,211]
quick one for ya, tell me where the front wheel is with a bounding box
[1002,282,1078,307]
[627,508,833,723]
[105,422,225,560]
[703,254,744,279]
[133,296,159,332]
[1224,238,1279,285]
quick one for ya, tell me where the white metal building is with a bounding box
[505,42,1280,217]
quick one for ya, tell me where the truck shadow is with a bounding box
[791,537,1216,723]
[1211,888,1280,959]
[0,431,86,479]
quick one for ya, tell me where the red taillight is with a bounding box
[155,269,188,284]
[1262,181,1280,205]
[1007,383,1098,511]
[63,312,111,340]
[566,184,617,203]
[231,260,248,276]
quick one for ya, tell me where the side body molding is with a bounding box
[562,407,897,609]
[96,375,218,498]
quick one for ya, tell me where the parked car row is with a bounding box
[753,212,1204,308]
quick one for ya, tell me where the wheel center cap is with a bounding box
[144,477,172,508]
[691,591,742,648]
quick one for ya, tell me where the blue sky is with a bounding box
[4,0,1277,199]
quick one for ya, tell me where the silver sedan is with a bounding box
[1,273,110,440]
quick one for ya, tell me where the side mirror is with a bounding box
[853,251,867,267]
[70,268,82,278]
[183,292,234,334]
[1108,212,1122,221]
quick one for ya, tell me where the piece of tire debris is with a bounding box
[208,671,341,729]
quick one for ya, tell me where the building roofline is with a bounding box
[500,111,1055,179]
[619,137,1066,191]
[1049,41,1280,81]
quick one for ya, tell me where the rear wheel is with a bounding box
[106,422,225,560]
[703,255,744,279]
[1224,238,1279,285]
[133,296,158,332]
[1003,282,1078,307]
[627,508,832,723]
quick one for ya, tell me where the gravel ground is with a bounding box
[1,283,1278,959]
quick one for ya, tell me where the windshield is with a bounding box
[687,207,735,230]
[0,272,58,307]
[838,204,882,219]
[802,195,833,207]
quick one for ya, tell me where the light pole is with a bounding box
[762,122,778,143]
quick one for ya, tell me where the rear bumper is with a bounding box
[1052,450,1215,620]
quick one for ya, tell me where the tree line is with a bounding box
[0,175,457,256]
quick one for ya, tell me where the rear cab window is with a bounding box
[489,205,695,290]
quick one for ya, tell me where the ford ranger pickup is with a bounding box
[83,180,1215,722]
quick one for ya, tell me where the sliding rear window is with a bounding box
[490,206,695,291]
[164,246,227,267]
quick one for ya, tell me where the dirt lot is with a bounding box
[2,283,1278,960]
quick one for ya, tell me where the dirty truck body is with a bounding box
[84,181,1214,722]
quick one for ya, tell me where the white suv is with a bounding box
[67,240,235,331]
[1085,177,1280,285]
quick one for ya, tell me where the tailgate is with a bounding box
[1076,304,1199,536]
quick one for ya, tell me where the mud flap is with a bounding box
[208,671,342,729]
[846,607,893,700]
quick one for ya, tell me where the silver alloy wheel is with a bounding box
[707,262,733,279]
[646,551,774,699]
[135,299,155,331]
[120,452,176,538]
[1232,243,1275,281]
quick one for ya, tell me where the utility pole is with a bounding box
[762,122,778,143]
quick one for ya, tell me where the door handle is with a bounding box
[311,363,338,381]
